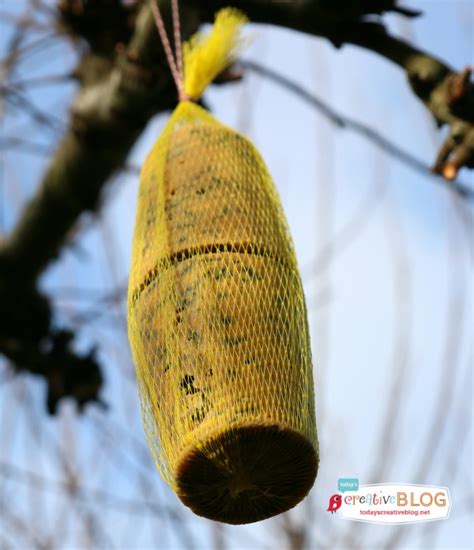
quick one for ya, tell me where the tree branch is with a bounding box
[196,3,473,178]
[341,22,474,180]
[0,3,188,282]
[241,59,473,199]
[0,0,199,412]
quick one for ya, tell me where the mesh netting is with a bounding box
[128,101,318,523]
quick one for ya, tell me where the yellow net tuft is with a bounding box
[183,8,248,100]
[127,8,318,525]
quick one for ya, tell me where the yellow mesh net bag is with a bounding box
[127,7,318,524]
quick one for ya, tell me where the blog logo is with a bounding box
[327,481,451,524]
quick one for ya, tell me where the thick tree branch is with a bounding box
[241,59,473,198]
[0,1,199,411]
[196,3,473,177]
[341,22,474,179]
[0,3,193,281]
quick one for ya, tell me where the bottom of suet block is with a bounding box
[175,423,318,524]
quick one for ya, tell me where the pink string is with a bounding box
[171,0,184,85]
[150,0,185,100]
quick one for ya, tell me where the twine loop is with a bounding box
[150,0,189,102]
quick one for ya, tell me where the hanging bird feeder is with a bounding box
[127,4,318,524]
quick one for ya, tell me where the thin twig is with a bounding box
[241,59,474,200]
